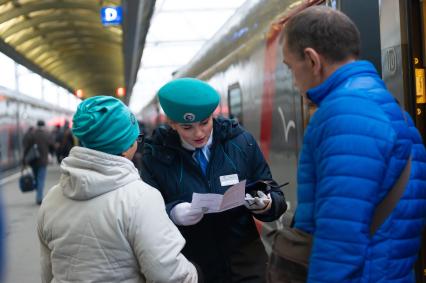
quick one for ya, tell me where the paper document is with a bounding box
[191,180,246,213]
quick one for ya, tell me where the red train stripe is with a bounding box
[259,0,325,160]
[260,25,282,160]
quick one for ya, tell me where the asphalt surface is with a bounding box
[2,165,60,283]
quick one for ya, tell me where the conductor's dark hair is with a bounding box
[283,6,361,63]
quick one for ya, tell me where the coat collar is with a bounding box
[150,117,242,149]
[306,60,379,106]
[145,117,243,164]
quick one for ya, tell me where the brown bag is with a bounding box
[266,157,411,283]
[267,225,311,283]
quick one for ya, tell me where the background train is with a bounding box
[139,0,426,211]
[138,0,426,279]
[0,86,74,173]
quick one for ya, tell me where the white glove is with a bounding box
[170,202,204,226]
[244,191,272,214]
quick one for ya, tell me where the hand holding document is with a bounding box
[191,180,246,213]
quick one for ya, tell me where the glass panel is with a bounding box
[17,65,42,98]
[0,52,16,90]
[228,84,243,124]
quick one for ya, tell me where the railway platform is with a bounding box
[1,165,61,283]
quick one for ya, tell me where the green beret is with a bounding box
[157,78,220,123]
[72,96,140,155]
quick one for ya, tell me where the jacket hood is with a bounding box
[60,146,140,200]
[147,116,244,148]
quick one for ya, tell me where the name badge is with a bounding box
[220,174,239,186]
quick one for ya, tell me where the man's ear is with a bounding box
[304,47,322,75]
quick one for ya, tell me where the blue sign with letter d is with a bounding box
[101,6,122,26]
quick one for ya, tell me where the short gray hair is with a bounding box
[283,6,360,62]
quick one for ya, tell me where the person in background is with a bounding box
[131,120,146,173]
[0,164,5,282]
[37,96,199,283]
[55,120,74,163]
[141,78,287,283]
[0,201,4,283]
[51,124,61,163]
[22,126,34,151]
[281,6,426,282]
[23,120,53,205]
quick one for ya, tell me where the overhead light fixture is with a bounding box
[75,89,84,98]
[116,87,126,97]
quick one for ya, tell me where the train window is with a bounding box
[228,83,243,124]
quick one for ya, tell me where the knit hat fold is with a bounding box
[72,96,139,155]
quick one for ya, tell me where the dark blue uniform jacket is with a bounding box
[141,117,287,283]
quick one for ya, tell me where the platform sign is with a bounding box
[101,6,122,26]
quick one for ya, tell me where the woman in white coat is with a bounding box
[37,96,199,283]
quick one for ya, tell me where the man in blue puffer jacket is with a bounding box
[281,6,426,282]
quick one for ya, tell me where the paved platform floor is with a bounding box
[2,165,61,283]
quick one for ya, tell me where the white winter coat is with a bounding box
[37,146,197,283]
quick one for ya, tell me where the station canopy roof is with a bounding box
[129,0,246,113]
[0,0,154,99]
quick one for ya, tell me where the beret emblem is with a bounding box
[183,113,196,122]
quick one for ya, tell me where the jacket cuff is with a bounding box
[165,200,184,216]
[253,190,287,222]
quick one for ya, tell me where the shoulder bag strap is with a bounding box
[370,156,412,235]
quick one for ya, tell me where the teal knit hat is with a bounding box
[72,96,140,155]
[157,78,220,123]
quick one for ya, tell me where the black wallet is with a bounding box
[245,180,289,196]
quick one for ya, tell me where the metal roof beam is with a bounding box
[16,35,120,62]
[122,0,156,104]
[0,0,126,98]
[10,26,119,47]
[0,2,99,25]
[43,53,122,74]
[1,14,100,39]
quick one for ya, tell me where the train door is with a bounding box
[407,1,426,282]
[340,0,426,281]
[408,0,426,142]
[380,0,426,280]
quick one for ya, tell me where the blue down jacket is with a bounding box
[295,60,426,282]
[141,117,287,283]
